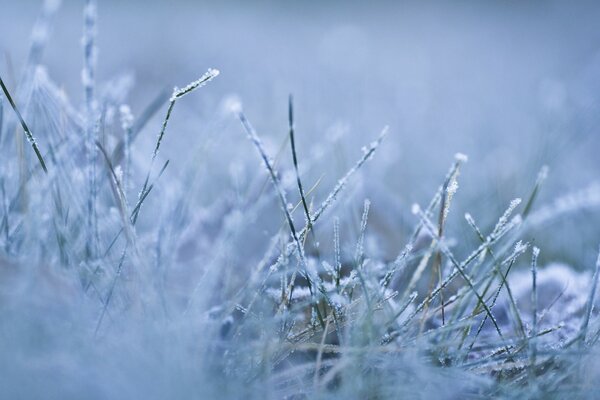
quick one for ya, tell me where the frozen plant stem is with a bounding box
[0,75,48,173]
[302,126,388,240]
[288,95,312,230]
[237,110,317,312]
[133,68,219,223]
[530,247,540,370]
[413,204,510,354]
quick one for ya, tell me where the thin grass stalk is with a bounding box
[0,76,48,173]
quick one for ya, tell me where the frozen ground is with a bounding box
[2,1,600,398]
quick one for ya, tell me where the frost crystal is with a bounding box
[447,179,459,197]
[171,68,220,101]
[464,212,475,225]
[454,152,469,162]
[493,198,522,235]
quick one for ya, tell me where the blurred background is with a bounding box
[2,0,600,268]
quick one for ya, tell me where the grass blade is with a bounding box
[0,75,48,173]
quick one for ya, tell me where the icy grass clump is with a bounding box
[3,2,600,400]
[501,262,600,343]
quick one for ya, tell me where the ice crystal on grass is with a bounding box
[170,68,220,101]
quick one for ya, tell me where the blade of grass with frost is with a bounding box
[288,95,312,230]
[249,129,290,205]
[385,291,418,326]
[134,68,219,222]
[274,176,325,242]
[355,199,370,267]
[131,160,170,224]
[101,159,170,257]
[300,126,388,240]
[380,244,412,289]
[355,200,374,322]
[258,127,387,281]
[580,246,600,345]
[457,217,527,351]
[237,110,322,324]
[409,154,467,244]
[118,104,134,192]
[95,142,146,334]
[0,75,48,173]
[111,88,170,165]
[529,247,540,372]
[394,215,520,332]
[492,198,522,237]
[434,182,449,325]
[334,217,342,289]
[431,168,460,326]
[96,141,135,244]
[402,155,466,298]
[464,245,527,358]
[411,204,510,352]
[288,175,325,215]
[462,213,526,334]
[236,111,305,275]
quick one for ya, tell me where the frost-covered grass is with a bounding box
[2,1,600,399]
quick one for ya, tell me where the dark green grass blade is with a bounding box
[0,75,48,173]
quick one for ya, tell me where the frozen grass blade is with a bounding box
[464,252,523,358]
[398,214,521,332]
[530,247,540,370]
[257,126,388,284]
[431,164,460,325]
[333,217,342,288]
[237,109,322,325]
[100,158,170,258]
[412,204,510,353]
[355,198,371,267]
[300,126,388,240]
[238,111,305,264]
[0,75,48,173]
[134,68,219,222]
[111,88,170,165]
[288,95,313,232]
